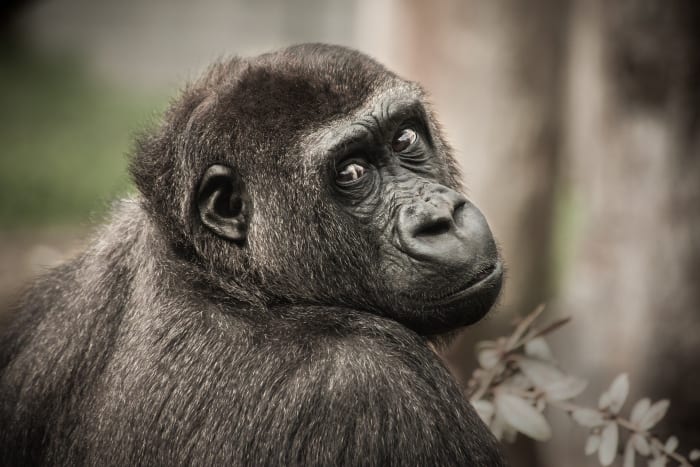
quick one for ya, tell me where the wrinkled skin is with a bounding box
[0,44,506,466]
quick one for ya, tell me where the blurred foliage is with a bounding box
[467,308,696,466]
[0,45,168,228]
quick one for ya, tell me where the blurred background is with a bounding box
[1,0,698,465]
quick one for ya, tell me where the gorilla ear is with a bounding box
[197,164,250,244]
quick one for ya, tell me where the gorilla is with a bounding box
[0,44,505,466]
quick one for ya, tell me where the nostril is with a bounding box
[453,199,466,222]
[414,218,452,238]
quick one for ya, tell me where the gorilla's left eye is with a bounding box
[392,128,418,153]
[336,162,368,186]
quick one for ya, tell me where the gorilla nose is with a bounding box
[396,186,496,268]
[412,191,464,238]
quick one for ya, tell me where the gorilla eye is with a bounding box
[336,162,367,185]
[392,128,418,153]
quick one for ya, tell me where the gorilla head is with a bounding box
[132,43,502,337]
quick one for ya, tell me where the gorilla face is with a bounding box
[187,45,502,338]
[321,90,502,336]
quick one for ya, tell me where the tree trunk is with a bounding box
[549,0,700,463]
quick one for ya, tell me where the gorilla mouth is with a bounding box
[425,261,502,305]
[394,260,503,337]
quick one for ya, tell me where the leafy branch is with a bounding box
[465,306,699,467]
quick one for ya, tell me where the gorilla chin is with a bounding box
[397,260,504,339]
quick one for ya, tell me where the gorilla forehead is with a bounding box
[300,85,428,164]
[219,44,397,147]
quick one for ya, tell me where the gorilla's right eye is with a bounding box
[336,162,367,186]
[392,127,418,153]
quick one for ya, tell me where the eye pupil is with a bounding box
[392,128,418,152]
[337,163,367,185]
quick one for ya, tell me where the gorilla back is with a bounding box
[0,44,505,466]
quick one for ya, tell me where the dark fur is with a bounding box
[0,44,505,466]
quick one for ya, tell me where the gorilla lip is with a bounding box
[438,261,503,303]
[428,261,502,305]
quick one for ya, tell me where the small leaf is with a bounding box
[585,434,601,455]
[607,373,629,413]
[630,398,651,425]
[664,436,678,453]
[517,357,566,388]
[572,408,606,427]
[524,337,554,361]
[623,439,636,467]
[689,449,700,461]
[598,422,619,466]
[507,374,534,391]
[476,340,496,351]
[471,399,495,426]
[477,348,501,370]
[544,376,588,401]
[640,400,670,430]
[495,392,552,441]
[632,434,651,456]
